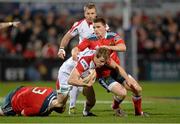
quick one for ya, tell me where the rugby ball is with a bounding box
[82,69,96,84]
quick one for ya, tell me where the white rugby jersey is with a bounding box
[58,50,95,76]
[68,19,94,43]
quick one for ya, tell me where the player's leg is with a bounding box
[99,77,127,117]
[69,86,79,114]
[108,81,127,117]
[82,86,96,116]
[56,91,68,107]
[110,83,127,109]
[123,74,148,116]
[0,87,22,116]
[56,72,71,111]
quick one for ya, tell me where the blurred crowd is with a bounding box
[0,3,180,60]
[134,11,180,60]
[0,6,75,59]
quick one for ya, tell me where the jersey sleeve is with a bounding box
[114,34,125,45]
[67,22,79,36]
[68,19,84,37]
[76,57,89,75]
[77,38,90,51]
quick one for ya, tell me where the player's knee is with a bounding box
[135,85,142,94]
[117,88,127,98]
[121,88,127,98]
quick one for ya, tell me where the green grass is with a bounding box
[0,81,180,123]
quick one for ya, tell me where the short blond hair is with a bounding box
[84,2,97,11]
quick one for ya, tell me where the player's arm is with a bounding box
[101,34,126,52]
[60,32,74,49]
[71,47,80,61]
[108,59,130,84]
[104,44,126,52]
[68,68,94,87]
[82,69,96,84]
[71,38,90,61]
[0,21,20,29]
[58,32,74,59]
[58,21,81,59]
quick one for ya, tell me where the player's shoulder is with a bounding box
[78,55,93,70]
[107,32,118,38]
[73,19,85,27]
[80,54,94,63]
[87,34,98,41]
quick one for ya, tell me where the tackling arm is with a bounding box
[101,44,126,52]
[108,59,130,84]
[71,47,80,61]
[71,38,90,61]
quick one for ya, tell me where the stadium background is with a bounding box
[0,0,180,123]
[1,0,180,81]
[0,0,180,81]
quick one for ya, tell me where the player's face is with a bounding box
[94,56,106,68]
[84,8,97,23]
[93,22,106,38]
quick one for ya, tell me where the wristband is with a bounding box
[58,48,65,54]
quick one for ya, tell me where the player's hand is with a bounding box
[86,79,94,87]
[72,52,78,61]
[57,48,66,59]
[85,70,96,87]
[12,21,20,27]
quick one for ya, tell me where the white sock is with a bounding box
[83,102,88,115]
[69,86,79,108]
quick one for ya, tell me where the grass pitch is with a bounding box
[0,81,180,123]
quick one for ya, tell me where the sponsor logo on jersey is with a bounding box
[80,59,88,70]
